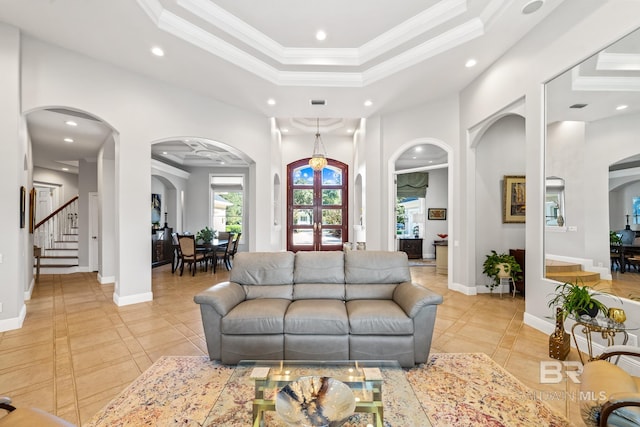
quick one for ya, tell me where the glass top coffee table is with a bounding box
[203,360,431,426]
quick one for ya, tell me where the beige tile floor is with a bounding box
[2,262,638,425]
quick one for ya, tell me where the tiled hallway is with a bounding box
[3,262,628,425]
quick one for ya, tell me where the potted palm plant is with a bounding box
[482,250,522,292]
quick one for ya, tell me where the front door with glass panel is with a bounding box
[287,159,348,251]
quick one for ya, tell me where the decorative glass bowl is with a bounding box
[275,376,356,427]
[437,233,448,239]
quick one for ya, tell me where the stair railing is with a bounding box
[34,196,79,251]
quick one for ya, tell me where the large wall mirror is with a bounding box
[545,26,640,299]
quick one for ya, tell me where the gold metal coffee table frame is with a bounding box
[218,360,431,427]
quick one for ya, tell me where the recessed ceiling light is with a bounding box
[267,98,276,106]
[162,151,168,155]
[316,30,327,41]
[63,138,74,143]
[62,167,69,171]
[616,104,629,111]
[465,59,477,68]
[364,100,373,107]
[151,46,165,57]
[65,120,77,127]
[347,129,354,134]
[412,156,417,159]
[282,128,289,133]
[415,147,423,152]
[522,0,544,14]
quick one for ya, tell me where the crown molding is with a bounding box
[572,66,640,92]
[176,0,468,66]
[363,18,484,85]
[597,52,640,71]
[136,0,491,87]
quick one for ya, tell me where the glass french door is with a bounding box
[287,159,348,252]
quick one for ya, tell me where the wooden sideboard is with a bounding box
[152,227,173,267]
[399,238,423,259]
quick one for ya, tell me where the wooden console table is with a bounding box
[398,238,423,259]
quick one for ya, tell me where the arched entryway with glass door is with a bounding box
[287,159,348,251]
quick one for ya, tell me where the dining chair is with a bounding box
[171,233,181,273]
[227,232,241,268]
[177,234,206,276]
[213,232,235,273]
[580,345,640,426]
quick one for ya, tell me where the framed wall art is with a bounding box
[503,175,526,223]
[428,208,447,220]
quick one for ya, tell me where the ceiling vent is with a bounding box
[310,99,326,106]
[569,103,588,109]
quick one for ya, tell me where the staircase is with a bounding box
[545,259,600,285]
[37,229,80,274]
[34,196,81,275]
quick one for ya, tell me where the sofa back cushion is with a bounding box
[293,251,345,300]
[231,252,294,300]
[344,251,411,300]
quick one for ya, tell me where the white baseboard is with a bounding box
[0,304,26,332]
[450,281,476,295]
[97,273,115,284]
[24,278,35,300]
[113,291,153,306]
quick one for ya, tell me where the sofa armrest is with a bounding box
[393,282,443,318]
[194,281,245,316]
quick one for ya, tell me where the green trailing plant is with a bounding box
[547,281,611,320]
[482,250,522,292]
[196,226,215,243]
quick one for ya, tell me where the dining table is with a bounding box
[172,238,228,273]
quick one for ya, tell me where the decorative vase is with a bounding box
[608,307,626,323]
[549,307,570,360]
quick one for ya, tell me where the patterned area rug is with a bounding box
[86,353,571,427]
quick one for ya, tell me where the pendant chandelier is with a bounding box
[308,118,328,171]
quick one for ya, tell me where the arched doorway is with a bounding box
[287,158,348,251]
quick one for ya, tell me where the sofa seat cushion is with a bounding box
[347,300,413,335]
[222,299,290,334]
[284,300,348,335]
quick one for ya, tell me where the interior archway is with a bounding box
[388,139,452,283]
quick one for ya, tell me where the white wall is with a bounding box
[19,36,272,308]
[460,0,640,334]
[77,159,97,267]
[33,167,78,206]
[424,168,448,259]
[474,115,526,288]
[545,121,587,258]
[0,23,28,329]
[98,136,116,284]
[373,96,458,284]
[183,166,250,251]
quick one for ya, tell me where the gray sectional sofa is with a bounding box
[194,250,443,367]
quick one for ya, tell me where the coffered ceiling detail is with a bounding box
[137,0,504,86]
